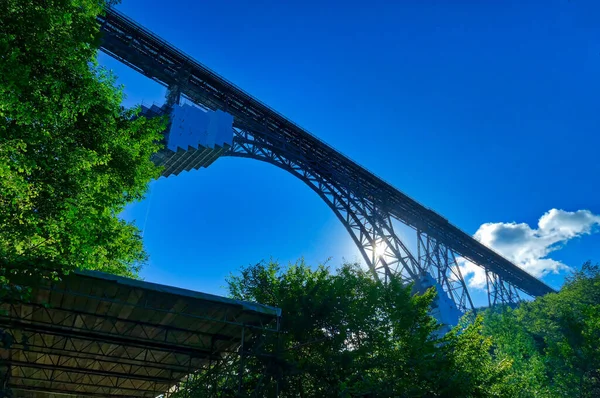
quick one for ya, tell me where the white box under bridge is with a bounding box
[148,103,234,177]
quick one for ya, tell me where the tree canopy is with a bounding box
[171,260,600,397]
[0,0,166,299]
[479,261,600,397]
[175,261,516,397]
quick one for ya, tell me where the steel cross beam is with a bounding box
[0,303,224,355]
[0,332,205,372]
[97,7,555,309]
[417,232,475,313]
[9,384,148,398]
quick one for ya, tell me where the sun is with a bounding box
[373,240,388,259]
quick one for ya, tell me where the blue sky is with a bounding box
[105,0,600,305]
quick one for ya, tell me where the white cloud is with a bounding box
[459,209,600,289]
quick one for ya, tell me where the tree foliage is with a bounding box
[479,261,600,397]
[174,260,600,397]
[175,261,514,397]
[0,0,167,299]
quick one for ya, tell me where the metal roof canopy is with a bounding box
[0,270,281,397]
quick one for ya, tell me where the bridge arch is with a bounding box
[227,127,424,283]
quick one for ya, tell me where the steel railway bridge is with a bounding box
[97,8,554,312]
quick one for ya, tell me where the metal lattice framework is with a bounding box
[97,7,555,310]
[0,271,280,397]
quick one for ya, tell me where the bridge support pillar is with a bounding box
[165,85,182,109]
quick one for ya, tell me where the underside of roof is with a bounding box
[0,270,280,397]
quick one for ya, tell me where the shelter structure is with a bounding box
[0,270,281,397]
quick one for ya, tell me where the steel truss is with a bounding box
[230,127,466,306]
[3,327,278,398]
[225,127,531,310]
[165,117,534,311]
[229,127,420,284]
[0,273,281,397]
[486,271,522,306]
[97,7,555,310]
[417,232,475,312]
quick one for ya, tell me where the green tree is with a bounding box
[480,261,600,397]
[477,308,551,397]
[442,315,525,397]
[0,0,167,299]
[177,260,515,397]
